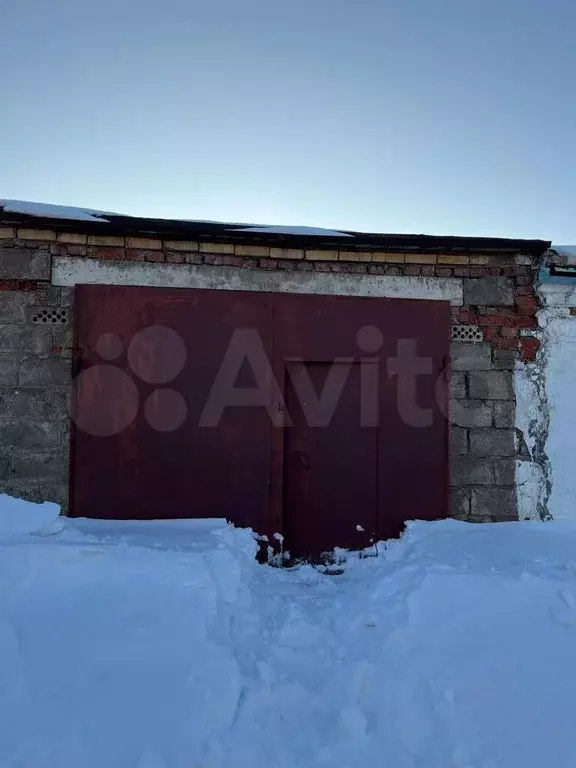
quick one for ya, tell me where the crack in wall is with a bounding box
[524,355,553,521]
[515,263,554,521]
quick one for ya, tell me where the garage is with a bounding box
[0,203,548,550]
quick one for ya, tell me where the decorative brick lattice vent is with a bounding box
[30,308,69,326]
[451,324,483,343]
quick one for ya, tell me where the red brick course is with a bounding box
[520,337,541,361]
[455,272,540,362]
[6,231,543,364]
[0,280,40,291]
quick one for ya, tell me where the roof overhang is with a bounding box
[0,199,551,257]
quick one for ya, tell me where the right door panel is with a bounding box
[273,292,449,559]
[283,362,378,560]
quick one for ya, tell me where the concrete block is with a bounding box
[0,357,18,385]
[451,399,492,428]
[468,370,514,401]
[31,286,62,307]
[0,248,51,280]
[59,288,74,307]
[466,512,496,523]
[463,277,515,306]
[471,487,517,520]
[51,327,74,351]
[11,451,68,479]
[0,420,61,449]
[493,401,515,428]
[449,371,466,399]
[450,488,470,519]
[450,457,493,486]
[492,349,518,370]
[0,453,12,480]
[0,325,51,356]
[0,291,34,324]
[28,327,54,356]
[470,428,516,456]
[494,459,515,485]
[19,358,71,387]
[0,389,68,420]
[449,427,468,455]
[451,341,492,371]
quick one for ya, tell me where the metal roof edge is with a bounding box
[0,209,552,257]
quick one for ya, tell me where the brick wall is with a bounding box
[448,266,541,522]
[0,224,542,520]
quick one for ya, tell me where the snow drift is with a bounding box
[1,494,576,767]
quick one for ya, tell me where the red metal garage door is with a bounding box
[71,285,274,532]
[71,286,449,558]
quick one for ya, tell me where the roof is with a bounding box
[0,199,551,257]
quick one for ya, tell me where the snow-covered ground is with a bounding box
[2,496,576,768]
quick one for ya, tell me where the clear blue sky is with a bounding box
[2,0,575,241]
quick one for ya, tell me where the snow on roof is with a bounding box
[0,199,112,223]
[0,199,553,256]
[232,225,353,237]
[0,199,352,236]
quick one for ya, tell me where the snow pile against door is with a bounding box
[2,495,576,767]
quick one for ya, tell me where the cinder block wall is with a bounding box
[0,235,73,509]
[0,223,541,520]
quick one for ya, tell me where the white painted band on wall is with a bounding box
[52,257,464,305]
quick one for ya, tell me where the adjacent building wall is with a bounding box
[0,223,542,520]
[516,264,576,522]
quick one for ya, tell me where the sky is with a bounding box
[1,0,575,242]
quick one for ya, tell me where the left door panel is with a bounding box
[71,285,273,533]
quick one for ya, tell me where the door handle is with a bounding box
[295,450,310,469]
